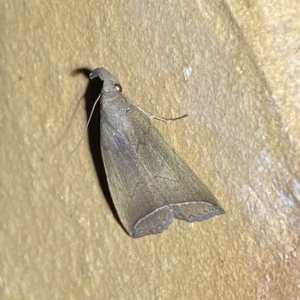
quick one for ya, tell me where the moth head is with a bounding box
[90,67,121,92]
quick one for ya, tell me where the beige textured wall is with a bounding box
[1,0,299,299]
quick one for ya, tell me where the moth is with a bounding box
[89,68,224,238]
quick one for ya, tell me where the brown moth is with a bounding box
[89,68,224,238]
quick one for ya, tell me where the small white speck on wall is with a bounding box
[184,66,193,81]
[23,135,29,145]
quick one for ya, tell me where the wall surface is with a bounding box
[1,0,299,299]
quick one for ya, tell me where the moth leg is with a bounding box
[134,102,188,122]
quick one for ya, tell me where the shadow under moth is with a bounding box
[89,67,224,238]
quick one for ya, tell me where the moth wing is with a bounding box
[101,102,224,238]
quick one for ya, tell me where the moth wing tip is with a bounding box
[130,206,173,238]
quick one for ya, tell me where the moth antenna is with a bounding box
[70,92,102,154]
[134,102,188,122]
[153,113,188,122]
